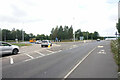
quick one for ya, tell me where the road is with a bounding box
[1,41,118,79]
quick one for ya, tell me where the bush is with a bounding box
[111,39,120,72]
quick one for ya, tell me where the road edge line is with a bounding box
[63,47,96,79]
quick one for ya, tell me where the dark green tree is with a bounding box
[68,26,73,40]
[116,19,120,33]
[93,31,99,40]
[58,25,64,40]
[75,29,83,40]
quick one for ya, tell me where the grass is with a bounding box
[11,43,32,47]
[60,40,84,42]
[111,39,120,72]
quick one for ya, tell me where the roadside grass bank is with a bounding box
[111,39,120,72]
[11,43,32,47]
[52,40,93,42]
[61,40,81,42]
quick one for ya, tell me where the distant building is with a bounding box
[118,1,120,37]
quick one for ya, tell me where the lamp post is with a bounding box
[22,29,24,42]
[73,17,75,42]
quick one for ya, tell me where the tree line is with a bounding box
[1,28,50,41]
[50,25,73,41]
[50,25,100,41]
[1,26,100,41]
[75,29,99,40]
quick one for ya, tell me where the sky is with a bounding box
[0,0,119,36]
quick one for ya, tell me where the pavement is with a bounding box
[1,40,118,79]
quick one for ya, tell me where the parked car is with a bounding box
[0,42,19,55]
[41,40,52,47]
[35,40,41,44]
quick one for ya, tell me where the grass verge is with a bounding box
[111,39,120,72]
[11,43,32,47]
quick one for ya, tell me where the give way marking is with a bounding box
[97,49,106,54]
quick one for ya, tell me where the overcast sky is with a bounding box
[0,0,119,36]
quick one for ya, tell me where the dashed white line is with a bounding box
[9,56,14,64]
[34,51,45,56]
[63,47,96,79]
[25,53,34,59]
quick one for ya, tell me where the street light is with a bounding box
[73,17,75,42]
[22,29,24,42]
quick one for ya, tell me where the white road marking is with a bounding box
[46,50,54,53]
[58,50,62,52]
[63,47,96,79]
[23,59,32,62]
[9,56,14,64]
[98,45,104,48]
[97,49,106,54]
[72,45,77,47]
[25,53,34,59]
[101,50,105,52]
[69,48,72,49]
[36,56,42,58]
[34,51,45,56]
[23,56,42,62]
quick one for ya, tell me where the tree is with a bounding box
[29,33,35,38]
[58,26,64,40]
[75,29,83,40]
[50,28,55,40]
[116,18,120,33]
[50,25,73,40]
[63,26,69,39]
[2,29,11,41]
[93,31,99,40]
[68,26,73,40]
[82,32,88,40]
[53,26,58,40]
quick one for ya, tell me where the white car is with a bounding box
[97,39,100,41]
[35,40,41,44]
[0,42,19,55]
[41,40,52,47]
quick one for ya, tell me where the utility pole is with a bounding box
[118,1,120,79]
[73,17,75,42]
[4,30,6,42]
[118,0,120,19]
[22,29,24,42]
[87,32,88,40]
[0,28,2,41]
[74,32,75,42]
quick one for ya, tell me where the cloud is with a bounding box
[106,0,118,4]
[0,0,118,36]
[11,4,27,17]
[0,16,42,23]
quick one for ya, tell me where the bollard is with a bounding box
[48,44,50,48]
